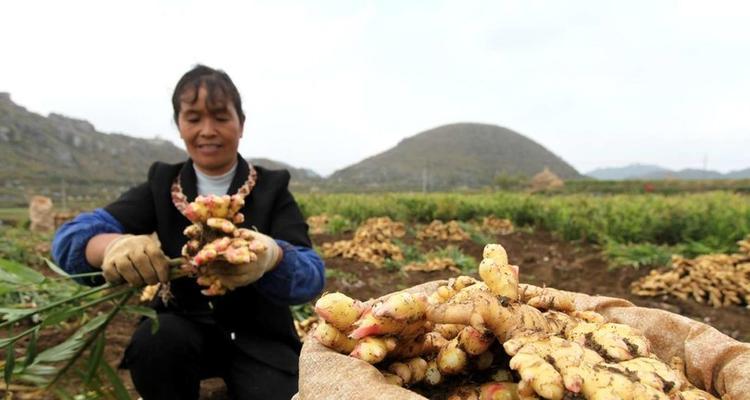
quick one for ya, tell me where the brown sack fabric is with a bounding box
[297,282,444,400]
[544,284,750,400]
[297,281,750,400]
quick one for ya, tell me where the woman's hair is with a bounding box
[171,65,246,126]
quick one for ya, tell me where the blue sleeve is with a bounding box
[254,240,325,305]
[51,208,124,286]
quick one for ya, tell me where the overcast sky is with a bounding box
[1,0,748,176]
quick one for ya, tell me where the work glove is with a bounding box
[101,234,170,286]
[204,231,283,290]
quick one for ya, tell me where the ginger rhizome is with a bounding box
[179,194,267,296]
[312,243,719,400]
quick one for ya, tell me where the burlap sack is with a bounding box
[296,281,750,400]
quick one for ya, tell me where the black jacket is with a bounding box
[105,156,308,373]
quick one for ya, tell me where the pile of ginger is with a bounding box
[320,217,405,267]
[313,243,717,400]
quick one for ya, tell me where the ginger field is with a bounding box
[1,191,749,399]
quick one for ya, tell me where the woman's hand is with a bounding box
[101,234,170,286]
[204,231,282,290]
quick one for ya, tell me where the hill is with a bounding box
[0,92,189,206]
[0,93,186,185]
[586,163,750,180]
[0,93,327,206]
[249,158,323,190]
[587,164,669,180]
[639,168,724,180]
[328,123,581,190]
[726,168,750,179]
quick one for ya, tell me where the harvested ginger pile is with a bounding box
[481,216,514,235]
[403,257,461,273]
[313,243,717,399]
[417,220,470,241]
[306,214,329,235]
[320,217,405,267]
[631,236,750,308]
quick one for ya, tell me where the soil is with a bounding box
[4,228,747,399]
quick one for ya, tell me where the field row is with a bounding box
[298,192,750,251]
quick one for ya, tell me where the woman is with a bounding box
[52,65,325,400]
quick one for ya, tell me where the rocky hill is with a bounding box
[0,92,189,205]
[0,93,330,206]
[0,92,186,184]
[328,123,582,190]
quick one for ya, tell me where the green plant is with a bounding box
[458,221,492,246]
[0,257,184,398]
[324,268,358,282]
[603,242,673,270]
[327,215,354,235]
[290,303,314,321]
[427,246,477,274]
[297,192,750,251]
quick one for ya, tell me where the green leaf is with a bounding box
[14,363,56,386]
[123,305,159,334]
[34,314,108,364]
[0,308,33,322]
[0,283,16,297]
[43,257,70,278]
[4,341,15,385]
[16,372,52,386]
[84,333,105,385]
[0,326,35,348]
[0,258,45,284]
[22,329,38,370]
[41,308,84,327]
[101,361,131,400]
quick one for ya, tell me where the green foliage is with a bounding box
[458,221,493,246]
[0,208,27,224]
[395,240,424,264]
[327,215,354,235]
[0,255,81,313]
[324,268,358,282]
[493,172,528,190]
[0,249,136,396]
[564,179,750,195]
[0,226,50,267]
[603,242,673,269]
[298,192,750,253]
[290,303,314,321]
[427,245,477,273]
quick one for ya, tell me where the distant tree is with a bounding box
[493,172,527,190]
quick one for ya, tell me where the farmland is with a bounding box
[1,189,749,398]
[299,191,750,251]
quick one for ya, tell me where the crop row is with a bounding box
[297,192,750,250]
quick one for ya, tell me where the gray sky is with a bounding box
[2,0,749,176]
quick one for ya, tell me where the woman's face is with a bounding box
[177,85,243,176]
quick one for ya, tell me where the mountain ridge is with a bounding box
[586,164,750,180]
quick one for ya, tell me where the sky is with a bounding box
[1,0,749,176]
